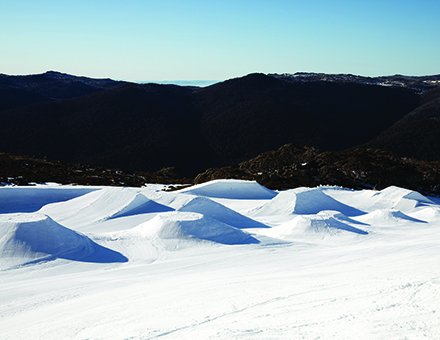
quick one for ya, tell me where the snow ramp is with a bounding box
[354,209,427,226]
[40,188,173,228]
[177,196,268,229]
[263,211,368,241]
[364,186,434,212]
[408,206,440,223]
[0,213,127,268]
[251,187,364,217]
[129,211,259,245]
[179,179,277,199]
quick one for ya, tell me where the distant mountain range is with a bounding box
[140,80,219,87]
[0,70,439,177]
[270,72,440,93]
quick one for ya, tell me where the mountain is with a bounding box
[0,70,127,112]
[194,73,419,165]
[0,71,433,175]
[360,86,440,160]
[270,72,440,93]
[0,82,216,176]
[391,86,440,124]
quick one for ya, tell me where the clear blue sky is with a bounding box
[1,0,439,81]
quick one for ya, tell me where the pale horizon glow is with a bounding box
[1,0,439,82]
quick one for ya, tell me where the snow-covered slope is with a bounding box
[0,186,98,214]
[1,180,439,339]
[0,212,127,269]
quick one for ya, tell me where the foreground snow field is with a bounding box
[0,180,439,339]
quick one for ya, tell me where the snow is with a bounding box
[0,186,98,214]
[0,213,127,270]
[250,186,364,217]
[126,211,259,245]
[260,210,368,242]
[178,179,277,199]
[354,209,427,226]
[39,187,173,231]
[176,196,268,229]
[1,180,439,339]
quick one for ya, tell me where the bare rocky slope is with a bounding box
[194,144,440,195]
[3,145,440,196]
[0,151,191,187]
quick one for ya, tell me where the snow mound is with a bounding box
[40,188,173,228]
[179,179,277,199]
[251,187,363,217]
[263,211,368,240]
[108,193,173,219]
[176,196,268,229]
[129,211,259,245]
[0,213,127,266]
[369,186,434,212]
[317,210,369,226]
[408,207,440,222]
[354,209,427,226]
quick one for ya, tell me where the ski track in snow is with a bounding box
[0,180,439,339]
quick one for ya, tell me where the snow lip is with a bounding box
[177,196,269,229]
[178,179,277,199]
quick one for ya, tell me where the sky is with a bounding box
[1,0,439,82]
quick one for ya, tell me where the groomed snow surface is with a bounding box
[1,180,439,339]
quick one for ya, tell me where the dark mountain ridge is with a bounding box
[0,70,127,96]
[194,73,419,166]
[0,71,437,176]
[361,86,440,160]
[270,72,440,93]
[0,82,214,175]
[0,70,128,112]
